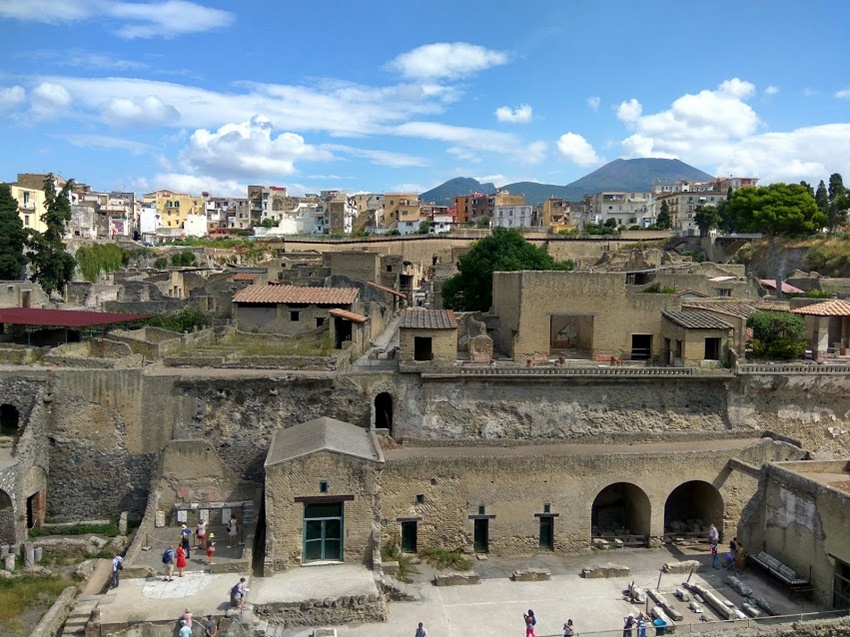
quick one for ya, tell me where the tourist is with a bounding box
[523,609,537,637]
[196,519,208,549]
[637,612,647,637]
[176,544,187,577]
[415,621,427,637]
[110,555,123,589]
[206,540,216,565]
[563,619,575,636]
[179,619,192,637]
[622,612,635,637]
[708,523,719,546]
[205,616,218,636]
[227,514,238,548]
[230,577,249,610]
[183,608,193,627]
[162,545,176,582]
[180,524,192,559]
[735,541,747,573]
[711,543,719,569]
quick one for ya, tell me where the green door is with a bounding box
[303,502,343,562]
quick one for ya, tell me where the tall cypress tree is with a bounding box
[28,174,76,295]
[0,185,27,280]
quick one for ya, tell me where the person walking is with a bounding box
[230,577,249,610]
[206,540,216,565]
[110,555,123,589]
[205,616,218,636]
[415,622,428,637]
[183,608,194,628]
[162,545,176,582]
[622,612,635,637]
[196,519,208,549]
[227,514,238,548]
[563,619,575,636]
[179,619,192,637]
[180,524,192,559]
[637,612,647,637]
[523,609,537,637]
[711,542,719,569]
[176,544,187,577]
[707,523,719,546]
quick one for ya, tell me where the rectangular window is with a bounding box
[319,480,329,493]
[704,337,721,361]
[290,311,300,322]
[416,494,425,505]
[413,336,433,361]
[315,317,325,328]
[630,334,653,360]
[24,215,30,226]
[718,288,732,297]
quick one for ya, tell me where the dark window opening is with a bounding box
[705,337,721,360]
[401,520,418,553]
[718,288,732,297]
[474,519,489,553]
[374,393,393,432]
[319,481,329,494]
[478,504,485,515]
[290,311,300,322]
[316,317,325,328]
[834,559,850,609]
[334,317,353,349]
[539,517,554,550]
[543,503,551,513]
[416,494,425,505]
[630,334,652,360]
[0,404,19,436]
[413,336,433,361]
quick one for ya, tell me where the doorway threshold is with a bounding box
[302,560,344,567]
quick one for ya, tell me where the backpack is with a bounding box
[162,549,172,564]
[116,560,123,571]
[231,582,242,597]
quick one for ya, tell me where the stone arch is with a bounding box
[664,480,724,540]
[591,482,651,541]
[0,488,14,545]
[0,404,20,437]
[374,392,393,433]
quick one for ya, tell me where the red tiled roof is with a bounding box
[0,308,150,327]
[328,308,368,323]
[759,279,804,294]
[233,285,358,305]
[231,273,258,281]
[400,309,457,330]
[365,281,407,298]
[792,299,850,317]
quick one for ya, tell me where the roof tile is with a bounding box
[791,299,850,316]
[328,308,368,323]
[663,310,734,330]
[400,309,457,330]
[233,285,358,305]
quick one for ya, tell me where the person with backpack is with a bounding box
[563,619,575,636]
[162,545,176,582]
[111,555,123,589]
[230,577,249,610]
[523,609,537,637]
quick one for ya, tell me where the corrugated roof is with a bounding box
[682,301,756,319]
[233,285,358,305]
[231,273,258,281]
[792,299,850,316]
[328,308,368,323]
[0,308,150,327]
[760,279,805,294]
[265,417,381,466]
[663,310,734,330]
[400,309,457,330]
[365,280,407,298]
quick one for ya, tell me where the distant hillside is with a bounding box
[419,177,496,206]
[419,158,714,207]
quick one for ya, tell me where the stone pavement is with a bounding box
[131,525,246,574]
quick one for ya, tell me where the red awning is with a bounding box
[0,308,151,328]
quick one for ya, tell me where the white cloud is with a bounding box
[495,104,532,123]
[765,85,780,96]
[616,98,642,124]
[178,115,333,180]
[387,42,508,80]
[0,85,25,111]
[389,182,428,194]
[29,81,71,120]
[143,173,246,198]
[836,87,850,99]
[102,96,180,127]
[322,144,428,168]
[0,0,233,38]
[556,133,602,166]
[804,88,818,97]
[586,96,601,111]
[524,140,547,164]
[717,78,756,99]
[65,134,152,155]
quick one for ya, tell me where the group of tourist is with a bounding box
[708,523,746,572]
[179,609,218,636]
[161,513,241,580]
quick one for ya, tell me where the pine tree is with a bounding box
[828,173,848,231]
[0,185,28,280]
[656,200,671,229]
[28,174,76,295]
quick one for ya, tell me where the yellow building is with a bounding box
[143,190,205,229]
[383,193,418,227]
[9,184,49,234]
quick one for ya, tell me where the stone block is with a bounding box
[313,630,337,637]
[0,545,8,557]
[4,554,14,571]
[382,560,399,576]
[725,575,752,597]
[118,512,128,535]
[433,571,480,586]
[511,568,551,582]
[591,538,609,550]
[581,563,630,578]
[34,547,43,563]
[24,543,34,567]
[155,510,165,527]
[662,559,701,573]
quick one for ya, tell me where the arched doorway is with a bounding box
[591,482,651,546]
[374,393,393,432]
[0,404,19,436]
[0,489,14,545]
[664,480,723,542]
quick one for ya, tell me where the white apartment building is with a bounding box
[493,204,533,228]
[587,191,652,227]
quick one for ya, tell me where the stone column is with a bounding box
[118,512,128,535]
[24,543,34,567]
[34,547,43,563]
[4,553,14,571]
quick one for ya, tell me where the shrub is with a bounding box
[418,546,470,571]
[146,307,210,333]
[171,251,196,267]
[76,244,123,282]
[643,282,676,294]
[381,540,418,582]
[747,311,806,360]
[154,257,167,269]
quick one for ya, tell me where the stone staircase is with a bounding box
[59,595,102,636]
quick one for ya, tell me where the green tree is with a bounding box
[28,175,76,295]
[694,204,720,237]
[725,183,825,298]
[154,257,168,269]
[0,185,27,280]
[441,227,574,311]
[259,218,279,228]
[747,311,806,360]
[418,219,434,234]
[717,186,735,233]
[828,173,849,231]
[171,250,196,267]
[815,180,830,218]
[656,200,671,229]
[799,181,814,198]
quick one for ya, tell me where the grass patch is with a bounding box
[418,546,471,571]
[642,282,676,294]
[380,541,419,583]
[204,335,335,357]
[28,515,122,538]
[0,575,74,636]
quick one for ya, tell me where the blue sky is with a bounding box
[1,0,849,197]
